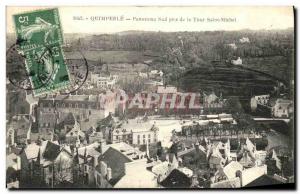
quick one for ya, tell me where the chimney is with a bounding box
[99,139,106,154]
[107,168,112,181]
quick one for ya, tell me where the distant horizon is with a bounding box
[6,27,294,36]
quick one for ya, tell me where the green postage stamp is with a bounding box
[13,8,70,96]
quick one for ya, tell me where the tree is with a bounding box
[54,155,73,187]
[225,97,243,114]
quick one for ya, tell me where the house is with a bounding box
[19,140,75,188]
[237,138,267,168]
[271,99,293,118]
[244,174,283,187]
[19,142,41,187]
[7,115,31,145]
[212,163,268,188]
[7,152,21,171]
[212,161,243,188]
[149,70,163,78]
[6,152,21,188]
[177,142,208,170]
[94,142,147,188]
[51,147,73,187]
[40,141,73,187]
[37,94,108,126]
[207,140,231,164]
[88,128,104,144]
[156,85,177,94]
[96,147,132,187]
[110,118,159,145]
[203,92,222,106]
[94,161,113,188]
[114,159,158,188]
[266,149,282,176]
[239,37,250,43]
[239,165,268,187]
[228,43,237,50]
[207,146,226,172]
[231,57,243,65]
[25,92,39,120]
[152,153,179,181]
[159,168,191,188]
[56,112,77,137]
[254,95,270,106]
[65,121,85,145]
[74,142,102,186]
[215,161,244,181]
[90,73,118,89]
[138,72,148,78]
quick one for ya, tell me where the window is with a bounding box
[148,134,151,138]
[89,110,92,115]
[62,103,65,108]
[75,103,78,108]
[69,103,72,108]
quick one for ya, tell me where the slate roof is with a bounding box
[244,174,284,187]
[97,113,117,129]
[223,161,243,180]
[160,169,191,188]
[99,147,132,185]
[42,141,61,161]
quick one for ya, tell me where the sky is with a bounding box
[6,6,294,34]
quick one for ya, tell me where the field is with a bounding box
[243,56,293,84]
[179,63,279,97]
[64,50,154,64]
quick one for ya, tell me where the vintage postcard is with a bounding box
[6,6,295,189]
